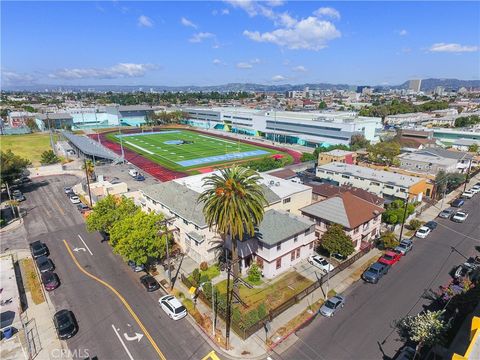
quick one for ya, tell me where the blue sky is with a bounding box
[2,1,479,86]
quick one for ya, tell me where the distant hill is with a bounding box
[3,78,479,92]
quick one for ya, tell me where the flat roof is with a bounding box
[324,149,355,157]
[317,163,423,188]
[398,152,458,166]
[0,255,21,330]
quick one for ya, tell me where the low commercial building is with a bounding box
[317,149,357,166]
[300,191,384,250]
[398,152,458,174]
[7,111,36,128]
[35,113,74,130]
[412,148,473,172]
[316,162,427,201]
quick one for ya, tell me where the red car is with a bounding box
[378,251,402,266]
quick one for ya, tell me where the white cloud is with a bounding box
[313,7,341,20]
[266,0,285,6]
[221,8,230,15]
[292,65,307,72]
[236,62,253,69]
[276,12,297,27]
[181,17,197,29]
[271,74,287,82]
[224,0,258,17]
[48,63,157,80]
[250,58,261,64]
[213,59,224,65]
[399,29,408,36]
[428,43,479,53]
[1,70,37,84]
[244,16,341,50]
[189,32,215,43]
[138,15,154,28]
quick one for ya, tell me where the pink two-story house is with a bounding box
[300,191,384,251]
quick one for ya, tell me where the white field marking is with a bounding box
[198,134,237,145]
[125,141,154,155]
[77,234,93,255]
[112,324,135,360]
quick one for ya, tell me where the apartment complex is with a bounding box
[316,162,427,201]
[183,107,382,147]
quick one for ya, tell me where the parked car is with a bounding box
[470,185,480,194]
[36,256,55,273]
[128,260,145,272]
[159,295,187,320]
[308,255,334,273]
[461,190,475,199]
[451,211,468,223]
[128,169,139,177]
[77,203,91,213]
[331,252,347,261]
[53,310,78,340]
[12,193,26,202]
[99,231,110,242]
[394,346,416,360]
[415,226,431,239]
[30,241,49,259]
[140,275,160,292]
[454,264,474,279]
[64,187,73,194]
[378,251,402,266]
[133,174,145,181]
[69,195,81,204]
[362,262,390,284]
[424,221,438,230]
[12,190,22,196]
[395,239,413,255]
[451,198,465,208]
[41,271,60,291]
[438,208,455,219]
[319,295,345,317]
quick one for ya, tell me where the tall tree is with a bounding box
[86,195,139,234]
[0,150,31,185]
[110,211,169,267]
[320,223,355,257]
[82,159,95,179]
[198,166,267,292]
[368,141,401,166]
[40,150,60,165]
[350,134,370,150]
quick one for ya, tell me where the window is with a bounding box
[294,236,298,243]
[283,197,291,204]
[296,248,301,258]
[354,227,360,234]
[291,251,295,261]
[183,219,189,225]
[309,242,314,249]
[277,243,281,251]
[385,185,394,190]
[342,175,350,179]
[276,258,282,269]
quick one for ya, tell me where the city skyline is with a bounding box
[2,1,479,87]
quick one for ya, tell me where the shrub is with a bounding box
[248,264,262,284]
[192,268,201,286]
[232,307,242,325]
[203,282,212,301]
[257,303,268,320]
[242,308,260,329]
[200,261,208,271]
[409,219,422,231]
[199,274,209,285]
[380,232,399,249]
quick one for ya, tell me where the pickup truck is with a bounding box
[362,262,390,284]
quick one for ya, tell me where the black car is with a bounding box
[41,271,60,291]
[13,193,26,202]
[30,241,49,259]
[451,198,465,208]
[53,310,78,340]
[77,203,91,213]
[424,221,438,230]
[36,256,55,273]
[133,174,145,181]
[140,275,160,292]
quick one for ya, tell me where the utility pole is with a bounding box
[165,237,172,289]
[463,159,472,192]
[225,259,232,349]
[84,158,93,207]
[212,284,216,337]
[440,179,448,210]
[398,196,409,241]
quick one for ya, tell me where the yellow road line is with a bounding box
[62,240,167,360]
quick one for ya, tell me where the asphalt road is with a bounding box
[282,195,480,360]
[15,176,215,360]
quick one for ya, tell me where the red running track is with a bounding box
[89,127,303,182]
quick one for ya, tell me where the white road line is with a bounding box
[112,324,135,360]
[77,234,93,255]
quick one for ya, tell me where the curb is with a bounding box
[0,218,23,233]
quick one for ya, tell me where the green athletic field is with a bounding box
[106,129,280,172]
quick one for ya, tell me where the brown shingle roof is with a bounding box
[341,192,385,228]
[268,169,297,180]
[308,183,384,206]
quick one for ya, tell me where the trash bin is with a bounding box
[3,327,14,339]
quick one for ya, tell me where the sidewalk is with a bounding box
[156,247,381,359]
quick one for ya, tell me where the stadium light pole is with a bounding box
[117,105,125,163]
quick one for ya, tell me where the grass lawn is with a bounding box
[106,129,285,173]
[201,265,220,280]
[21,258,45,304]
[216,271,313,312]
[1,133,54,166]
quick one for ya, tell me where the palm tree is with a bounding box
[198,166,267,291]
[83,159,95,180]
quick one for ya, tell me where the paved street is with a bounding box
[10,175,215,360]
[282,195,480,360]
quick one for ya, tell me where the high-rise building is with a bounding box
[408,79,422,92]
[434,86,445,96]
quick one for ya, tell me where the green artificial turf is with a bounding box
[107,130,280,171]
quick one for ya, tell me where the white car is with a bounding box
[128,168,138,177]
[451,211,468,223]
[308,255,334,273]
[461,190,474,199]
[469,185,480,194]
[69,196,81,204]
[159,295,187,320]
[415,226,431,239]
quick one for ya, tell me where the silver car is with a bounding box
[438,208,455,219]
[319,295,345,317]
